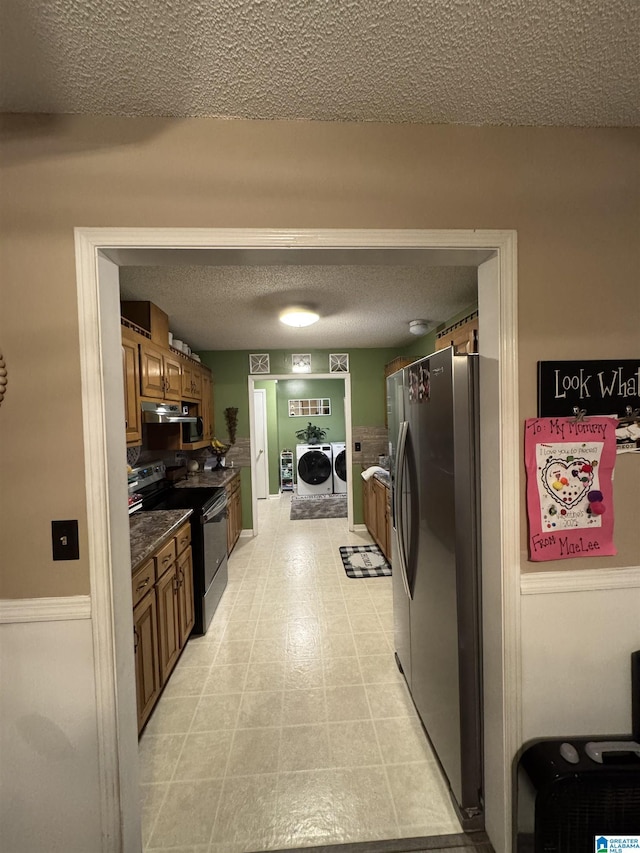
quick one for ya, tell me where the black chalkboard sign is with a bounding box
[538,360,640,417]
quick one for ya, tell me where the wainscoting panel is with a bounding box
[520,571,640,741]
[0,602,103,853]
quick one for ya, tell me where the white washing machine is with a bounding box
[331,442,347,493]
[296,444,334,496]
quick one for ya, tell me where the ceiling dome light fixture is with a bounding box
[409,319,430,336]
[279,307,320,328]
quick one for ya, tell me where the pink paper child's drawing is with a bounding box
[525,417,617,561]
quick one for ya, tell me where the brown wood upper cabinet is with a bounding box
[200,370,213,442]
[121,305,214,450]
[435,312,478,354]
[140,342,182,401]
[181,361,202,401]
[122,328,142,445]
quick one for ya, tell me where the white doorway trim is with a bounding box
[247,373,353,535]
[252,387,270,500]
[74,227,519,853]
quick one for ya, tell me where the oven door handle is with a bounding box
[203,500,228,523]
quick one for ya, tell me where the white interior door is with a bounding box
[253,388,269,499]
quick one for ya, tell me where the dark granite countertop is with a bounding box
[129,509,193,572]
[173,468,240,489]
[374,470,391,487]
[361,465,391,487]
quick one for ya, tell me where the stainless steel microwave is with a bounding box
[182,415,204,443]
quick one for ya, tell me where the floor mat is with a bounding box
[290,494,348,520]
[339,544,391,578]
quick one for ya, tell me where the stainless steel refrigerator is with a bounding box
[387,347,483,830]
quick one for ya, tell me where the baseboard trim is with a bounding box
[0,595,92,624]
[521,565,640,595]
[352,523,368,533]
[264,832,493,853]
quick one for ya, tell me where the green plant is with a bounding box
[295,422,329,444]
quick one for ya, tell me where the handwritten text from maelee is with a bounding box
[531,533,601,555]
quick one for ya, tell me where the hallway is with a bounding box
[139,493,461,851]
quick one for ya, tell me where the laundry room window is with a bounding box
[288,398,332,417]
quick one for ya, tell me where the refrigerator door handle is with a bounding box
[395,420,412,600]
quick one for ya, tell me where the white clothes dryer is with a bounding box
[331,442,347,494]
[296,444,334,496]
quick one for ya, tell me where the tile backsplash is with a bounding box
[351,426,389,467]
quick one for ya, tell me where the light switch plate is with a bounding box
[52,520,79,561]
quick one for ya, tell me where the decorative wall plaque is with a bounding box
[330,353,349,373]
[288,398,331,417]
[249,354,270,374]
[538,360,640,417]
[291,353,311,373]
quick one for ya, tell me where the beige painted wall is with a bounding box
[1,115,638,598]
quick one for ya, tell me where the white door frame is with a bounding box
[248,373,353,533]
[74,227,519,853]
[252,387,270,500]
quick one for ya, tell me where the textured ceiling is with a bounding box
[118,260,479,350]
[1,0,638,126]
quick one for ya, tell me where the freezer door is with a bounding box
[407,351,461,798]
[387,370,411,685]
[407,349,482,825]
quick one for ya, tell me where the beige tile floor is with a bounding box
[140,493,462,852]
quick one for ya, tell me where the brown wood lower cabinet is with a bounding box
[362,476,373,533]
[176,546,195,647]
[362,475,391,562]
[156,564,181,684]
[133,589,161,732]
[132,521,194,734]
[373,477,389,559]
[226,473,242,555]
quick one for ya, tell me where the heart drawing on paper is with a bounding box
[540,458,595,509]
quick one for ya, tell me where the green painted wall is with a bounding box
[347,349,397,426]
[277,377,346,449]
[399,328,438,363]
